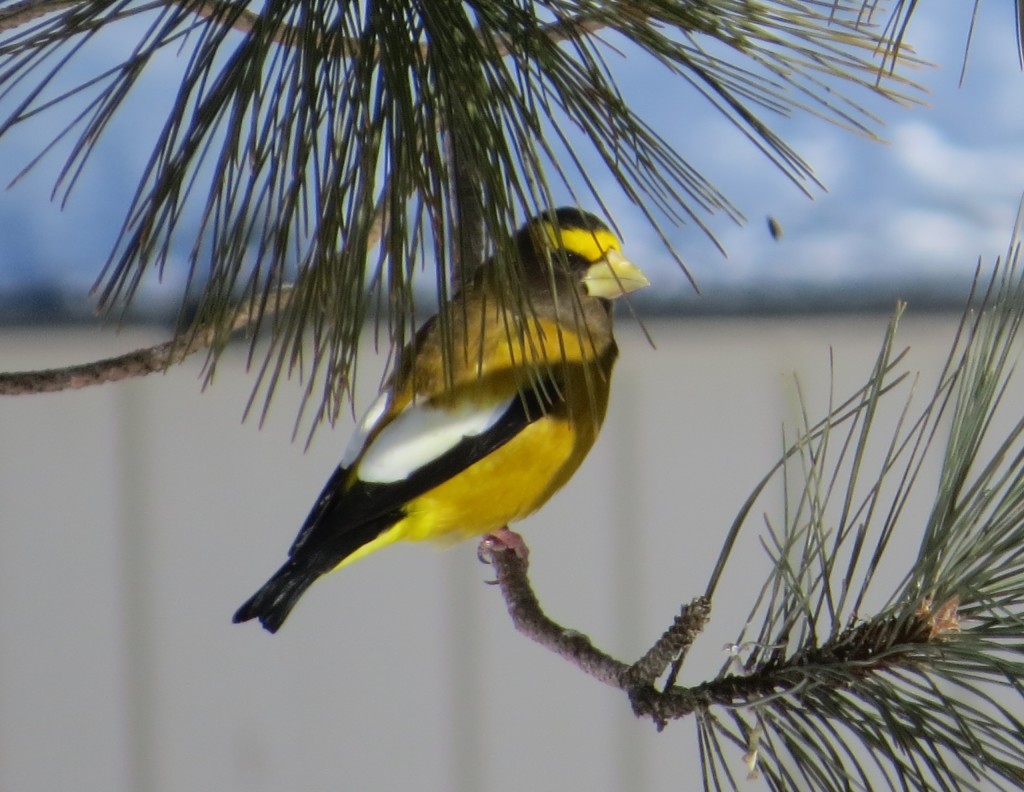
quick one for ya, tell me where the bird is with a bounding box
[233,207,650,632]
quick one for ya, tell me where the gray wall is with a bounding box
[0,314,974,790]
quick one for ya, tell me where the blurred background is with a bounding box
[3,4,1024,791]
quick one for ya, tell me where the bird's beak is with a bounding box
[582,249,650,299]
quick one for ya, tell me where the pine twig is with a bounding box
[482,540,712,729]
[0,0,329,44]
[0,338,199,394]
[0,0,77,34]
[0,291,292,394]
[626,601,713,687]
[484,542,632,688]
[1,188,391,397]
[482,541,965,734]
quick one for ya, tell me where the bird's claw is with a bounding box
[477,526,530,567]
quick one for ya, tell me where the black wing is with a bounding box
[234,377,560,632]
[288,378,559,561]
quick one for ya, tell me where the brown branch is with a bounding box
[187,0,291,43]
[626,602,713,687]
[482,538,954,732]
[485,540,633,687]
[0,337,201,394]
[0,290,293,395]
[0,0,284,39]
[481,539,712,729]
[0,0,78,33]
[0,0,353,49]
[183,0,363,53]
[1,184,392,396]
[0,338,188,394]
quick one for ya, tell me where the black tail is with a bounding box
[233,559,321,633]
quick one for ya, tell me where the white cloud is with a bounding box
[891,123,1024,196]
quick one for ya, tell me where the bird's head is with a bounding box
[517,208,650,300]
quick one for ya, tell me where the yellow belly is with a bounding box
[335,414,595,569]
[401,416,586,541]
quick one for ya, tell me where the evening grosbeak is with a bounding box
[234,208,649,632]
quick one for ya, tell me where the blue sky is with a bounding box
[610,3,1024,309]
[0,3,1022,317]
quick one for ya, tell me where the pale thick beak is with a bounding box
[582,249,650,299]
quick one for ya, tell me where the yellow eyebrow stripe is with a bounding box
[540,223,621,263]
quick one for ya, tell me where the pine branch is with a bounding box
[0,183,391,397]
[482,540,959,736]
[0,0,923,433]
[481,540,712,730]
[0,328,227,395]
[483,543,635,687]
[0,288,292,394]
[180,0,314,49]
[485,205,1024,789]
[0,0,77,33]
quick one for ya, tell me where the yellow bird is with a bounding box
[234,208,649,632]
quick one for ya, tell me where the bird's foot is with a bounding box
[478,526,530,566]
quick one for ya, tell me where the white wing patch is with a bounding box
[340,391,392,467]
[355,397,513,484]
